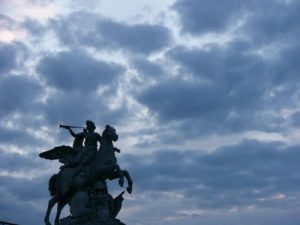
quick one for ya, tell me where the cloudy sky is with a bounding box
[0,0,300,224]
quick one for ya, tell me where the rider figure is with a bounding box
[66,120,102,167]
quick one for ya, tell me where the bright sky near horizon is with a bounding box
[0,0,300,224]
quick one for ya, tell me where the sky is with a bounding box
[0,0,300,224]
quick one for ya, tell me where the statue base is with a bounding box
[59,216,125,225]
[58,187,126,225]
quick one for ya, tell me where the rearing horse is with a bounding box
[43,125,133,225]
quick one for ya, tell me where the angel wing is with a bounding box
[39,145,77,160]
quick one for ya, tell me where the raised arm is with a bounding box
[67,127,77,138]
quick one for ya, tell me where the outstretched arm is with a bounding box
[67,127,77,137]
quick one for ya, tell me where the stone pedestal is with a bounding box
[59,216,125,225]
[59,189,126,225]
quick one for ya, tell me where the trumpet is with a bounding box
[59,124,85,129]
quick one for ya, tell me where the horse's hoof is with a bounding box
[126,186,132,194]
[45,222,51,225]
[118,177,124,187]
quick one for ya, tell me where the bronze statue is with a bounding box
[39,121,133,225]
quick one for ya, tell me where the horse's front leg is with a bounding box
[122,170,133,194]
[44,196,58,225]
[115,164,124,187]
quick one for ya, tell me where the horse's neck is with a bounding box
[100,137,113,151]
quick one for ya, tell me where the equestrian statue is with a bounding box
[39,120,133,225]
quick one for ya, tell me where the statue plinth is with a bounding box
[59,185,126,225]
[60,214,125,225]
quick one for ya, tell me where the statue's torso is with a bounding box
[84,132,100,149]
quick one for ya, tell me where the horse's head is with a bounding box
[102,125,118,142]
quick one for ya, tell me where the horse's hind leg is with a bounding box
[55,200,67,225]
[44,195,58,225]
[122,170,133,194]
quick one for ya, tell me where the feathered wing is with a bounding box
[39,145,76,160]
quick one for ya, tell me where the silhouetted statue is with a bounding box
[39,121,133,225]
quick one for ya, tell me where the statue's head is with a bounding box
[86,120,96,131]
[103,125,118,142]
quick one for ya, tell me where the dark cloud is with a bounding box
[0,43,18,74]
[22,19,47,37]
[0,126,44,147]
[0,147,59,225]
[49,12,102,47]
[173,0,300,41]
[137,75,276,135]
[136,38,300,135]
[0,150,44,172]
[123,140,300,209]
[34,46,128,131]
[49,11,171,54]
[0,175,48,202]
[97,19,172,54]
[41,90,126,128]
[290,111,300,127]
[0,75,43,116]
[272,43,300,85]
[37,49,124,92]
[0,188,45,225]
[241,1,300,44]
[0,175,48,225]
[173,0,244,34]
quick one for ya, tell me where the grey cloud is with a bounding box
[172,0,245,34]
[37,49,124,92]
[0,43,18,74]
[0,126,44,147]
[41,90,126,128]
[138,80,225,120]
[173,0,300,46]
[0,150,45,172]
[22,19,47,37]
[0,175,48,202]
[0,175,48,225]
[290,111,300,127]
[50,12,172,54]
[49,12,102,47]
[97,19,171,54]
[241,1,300,44]
[35,47,128,131]
[122,140,300,209]
[272,43,300,85]
[0,151,50,224]
[0,75,43,116]
[136,38,299,135]
[137,78,277,134]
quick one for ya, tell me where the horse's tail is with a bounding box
[49,174,57,196]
